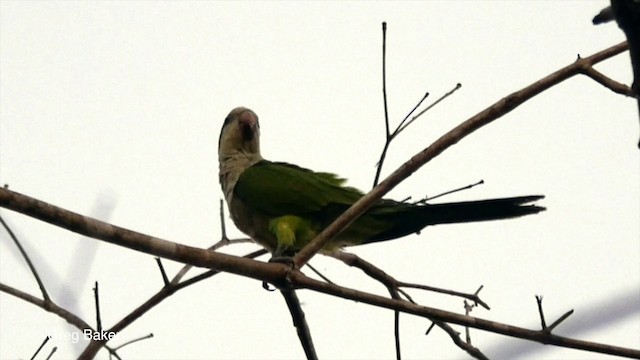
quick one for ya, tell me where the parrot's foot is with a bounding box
[270,244,296,264]
[262,247,296,291]
[268,255,295,266]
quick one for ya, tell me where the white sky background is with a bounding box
[1,1,638,359]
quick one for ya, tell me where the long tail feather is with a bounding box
[365,195,544,244]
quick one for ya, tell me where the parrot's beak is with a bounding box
[239,110,258,141]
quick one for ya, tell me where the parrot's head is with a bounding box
[219,107,261,160]
[218,107,262,194]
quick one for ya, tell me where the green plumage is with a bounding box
[233,160,544,252]
[218,107,544,255]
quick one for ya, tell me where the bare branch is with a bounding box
[30,335,50,360]
[0,214,50,301]
[0,188,286,283]
[536,295,547,329]
[93,282,102,332]
[547,310,575,333]
[113,333,154,352]
[44,346,57,360]
[2,193,638,360]
[291,272,640,358]
[422,180,485,203]
[330,250,490,309]
[374,90,430,188]
[579,63,635,96]
[292,41,629,268]
[396,83,461,136]
[0,41,634,360]
[281,286,318,360]
[0,282,121,359]
[306,263,335,284]
[155,258,170,286]
[374,21,391,188]
[433,320,489,360]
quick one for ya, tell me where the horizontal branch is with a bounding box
[0,188,287,284]
[1,188,638,359]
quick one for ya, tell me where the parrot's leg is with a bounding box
[269,215,306,255]
[262,216,302,291]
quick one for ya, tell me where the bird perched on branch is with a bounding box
[218,107,544,256]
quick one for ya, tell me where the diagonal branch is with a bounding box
[292,41,629,268]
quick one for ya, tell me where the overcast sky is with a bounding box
[1,1,638,359]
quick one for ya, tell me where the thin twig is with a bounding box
[397,281,490,310]
[433,320,489,360]
[0,214,50,301]
[397,83,462,135]
[306,263,335,284]
[113,333,154,351]
[580,64,635,96]
[0,282,121,359]
[374,21,391,188]
[395,92,431,138]
[425,322,436,335]
[374,91,430,188]
[331,250,490,308]
[44,346,57,360]
[536,295,547,329]
[464,300,475,343]
[94,281,102,332]
[547,309,574,333]
[170,199,253,286]
[155,258,169,286]
[421,180,485,202]
[170,237,254,286]
[390,289,402,360]
[292,41,629,268]
[30,335,50,360]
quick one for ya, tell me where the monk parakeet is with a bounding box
[219,107,544,256]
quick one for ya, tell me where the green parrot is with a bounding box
[219,107,544,256]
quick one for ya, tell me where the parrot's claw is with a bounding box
[262,255,295,292]
[262,246,296,291]
[262,281,276,292]
[268,255,295,266]
[270,243,296,264]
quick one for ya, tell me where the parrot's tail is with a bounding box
[365,195,545,244]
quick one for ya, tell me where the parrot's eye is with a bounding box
[241,122,254,141]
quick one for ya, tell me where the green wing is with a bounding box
[234,160,362,216]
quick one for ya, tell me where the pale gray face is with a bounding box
[218,107,260,155]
